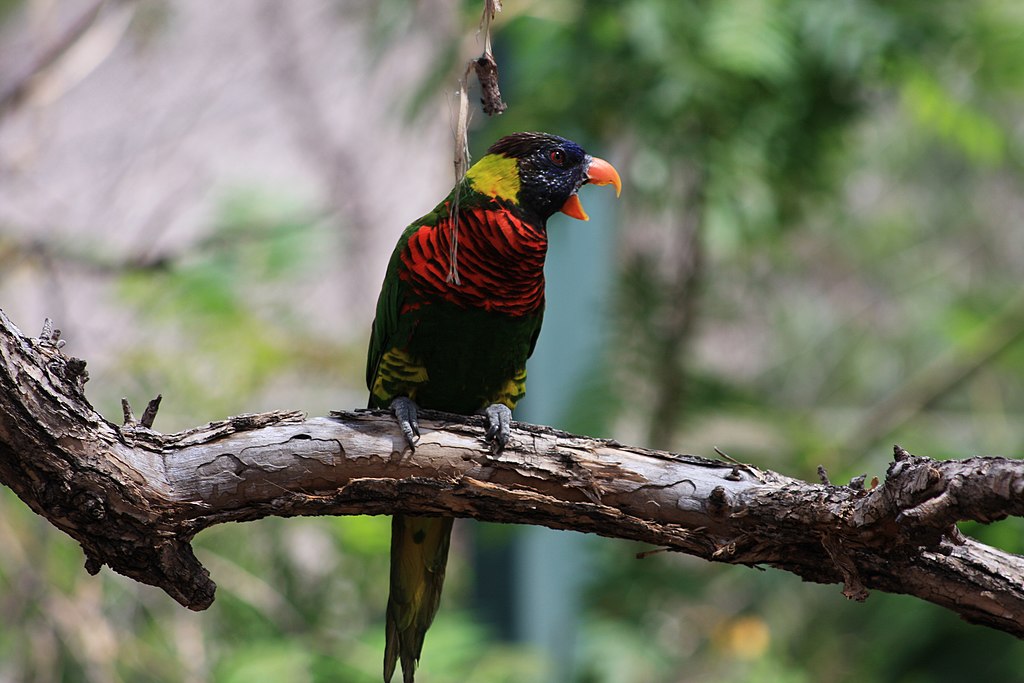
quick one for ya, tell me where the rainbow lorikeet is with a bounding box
[366,132,621,683]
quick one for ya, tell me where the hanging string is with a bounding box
[448,66,471,286]
[446,0,506,286]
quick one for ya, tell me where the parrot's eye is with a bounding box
[549,149,566,167]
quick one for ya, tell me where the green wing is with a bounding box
[366,196,454,408]
[365,242,405,407]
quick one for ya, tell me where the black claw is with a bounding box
[482,403,512,454]
[390,397,420,450]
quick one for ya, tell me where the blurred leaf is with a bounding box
[336,516,392,557]
[704,0,796,82]
[899,65,1007,165]
[217,642,312,683]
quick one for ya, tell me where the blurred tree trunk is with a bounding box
[648,164,707,450]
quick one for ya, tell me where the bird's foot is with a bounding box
[481,403,512,454]
[390,396,420,450]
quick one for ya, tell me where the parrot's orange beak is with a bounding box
[560,156,622,221]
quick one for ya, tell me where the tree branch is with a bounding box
[2,308,1024,637]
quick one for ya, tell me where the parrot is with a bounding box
[366,131,621,683]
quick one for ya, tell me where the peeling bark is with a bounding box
[2,309,1024,636]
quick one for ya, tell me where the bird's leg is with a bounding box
[481,403,513,454]
[390,396,420,449]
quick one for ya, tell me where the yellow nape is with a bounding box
[466,154,520,202]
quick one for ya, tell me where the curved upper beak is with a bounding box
[560,156,623,221]
[586,156,623,197]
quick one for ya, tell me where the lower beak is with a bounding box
[559,156,623,221]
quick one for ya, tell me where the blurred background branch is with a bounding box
[0,0,110,118]
[850,288,1024,456]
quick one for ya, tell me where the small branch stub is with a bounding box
[121,397,135,425]
[122,394,162,428]
[141,394,162,429]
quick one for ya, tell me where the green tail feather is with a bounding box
[384,514,455,683]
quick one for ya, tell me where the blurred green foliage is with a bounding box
[474,0,1024,681]
[113,188,352,424]
[3,0,1024,681]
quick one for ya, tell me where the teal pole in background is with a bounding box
[472,189,617,682]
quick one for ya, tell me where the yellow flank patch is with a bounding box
[372,347,428,403]
[490,367,527,409]
[466,154,520,202]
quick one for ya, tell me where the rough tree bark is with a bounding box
[2,308,1024,637]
